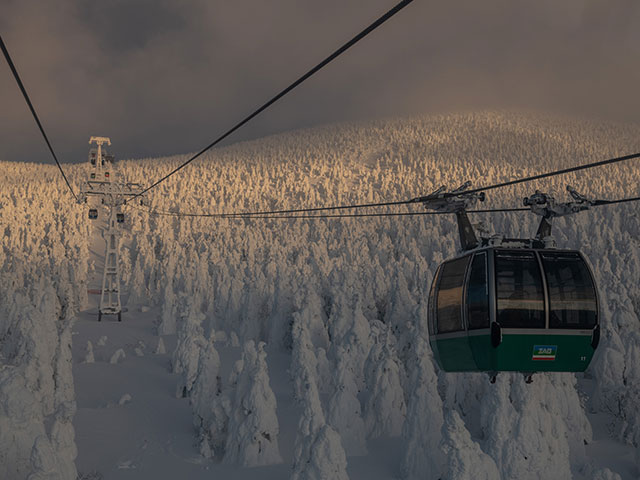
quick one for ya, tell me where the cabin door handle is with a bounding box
[491,322,502,348]
[591,324,600,350]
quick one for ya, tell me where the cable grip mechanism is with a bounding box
[413,181,485,213]
[413,181,485,251]
[524,185,596,240]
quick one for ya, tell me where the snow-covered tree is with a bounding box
[291,374,348,480]
[190,332,226,459]
[223,341,281,467]
[363,328,406,438]
[290,314,318,402]
[401,337,444,479]
[172,308,206,398]
[327,346,368,456]
[128,255,148,306]
[441,410,499,480]
[157,281,178,335]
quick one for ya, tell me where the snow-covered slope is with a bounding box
[1,112,639,479]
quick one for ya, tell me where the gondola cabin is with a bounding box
[428,247,599,373]
[88,209,98,219]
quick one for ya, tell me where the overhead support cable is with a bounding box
[132,204,526,219]
[135,0,415,198]
[593,195,640,206]
[0,35,77,201]
[458,152,640,198]
[131,195,639,220]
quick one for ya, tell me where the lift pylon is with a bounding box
[78,137,144,322]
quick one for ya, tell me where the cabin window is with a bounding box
[541,252,597,329]
[436,256,470,333]
[467,252,489,329]
[427,265,442,336]
[495,251,545,328]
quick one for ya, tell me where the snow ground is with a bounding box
[72,306,403,479]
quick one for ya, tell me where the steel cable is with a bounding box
[1,35,78,201]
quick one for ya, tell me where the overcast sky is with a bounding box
[1,0,639,164]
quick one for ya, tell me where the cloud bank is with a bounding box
[1,0,639,164]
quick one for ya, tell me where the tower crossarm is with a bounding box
[89,136,111,146]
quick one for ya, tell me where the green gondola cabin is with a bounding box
[428,246,600,374]
[423,184,601,377]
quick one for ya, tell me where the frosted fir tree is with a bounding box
[315,347,332,395]
[48,402,77,480]
[592,468,623,480]
[547,373,592,471]
[384,269,417,364]
[328,292,373,393]
[267,268,296,349]
[190,332,226,459]
[590,298,640,448]
[480,373,574,479]
[154,337,166,354]
[401,337,444,480]
[291,374,348,480]
[290,315,318,402]
[327,346,368,456]
[223,341,281,467]
[363,319,394,395]
[326,287,352,347]
[172,308,206,398]
[479,373,523,477]
[52,319,77,409]
[54,267,77,321]
[363,329,406,439]
[11,284,60,416]
[157,281,178,335]
[128,255,147,306]
[191,332,221,424]
[293,284,330,351]
[441,410,499,480]
[83,341,95,364]
[0,367,47,480]
[26,436,60,480]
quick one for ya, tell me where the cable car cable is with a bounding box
[127,201,527,219]
[154,151,640,218]
[232,151,640,216]
[0,35,78,201]
[133,0,415,199]
[594,195,640,206]
[131,194,638,220]
[457,151,640,198]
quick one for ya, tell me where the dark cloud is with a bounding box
[1,0,639,164]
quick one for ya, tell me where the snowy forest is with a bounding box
[1,111,639,479]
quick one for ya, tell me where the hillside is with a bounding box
[1,111,639,479]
